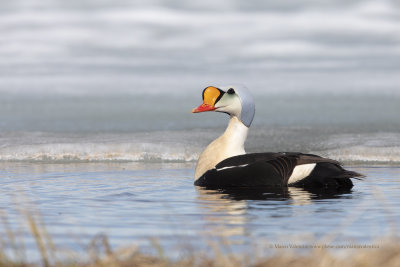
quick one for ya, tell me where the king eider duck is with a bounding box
[192,85,364,188]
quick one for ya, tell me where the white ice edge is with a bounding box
[1,143,400,164]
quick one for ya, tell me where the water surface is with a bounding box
[0,162,398,258]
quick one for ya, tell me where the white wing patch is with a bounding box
[288,163,317,184]
[216,164,248,172]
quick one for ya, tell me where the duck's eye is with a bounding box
[227,88,235,94]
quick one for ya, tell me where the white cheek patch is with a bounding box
[288,163,317,184]
[215,94,242,118]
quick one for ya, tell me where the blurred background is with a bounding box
[1,0,399,94]
[0,0,399,139]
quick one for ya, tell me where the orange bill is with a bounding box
[192,86,222,113]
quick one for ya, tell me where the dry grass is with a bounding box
[20,241,400,267]
[0,210,399,267]
[79,240,400,267]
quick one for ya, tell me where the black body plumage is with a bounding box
[194,152,364,189]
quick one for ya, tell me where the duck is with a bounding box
[192,85,364,188]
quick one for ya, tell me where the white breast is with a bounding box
[288,163,316,184]
[194,117,248,180]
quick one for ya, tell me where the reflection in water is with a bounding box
[195,186,353,241]
[196,187,248,238]
[198,186,352,202]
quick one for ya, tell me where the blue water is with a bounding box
[0,162,398,259]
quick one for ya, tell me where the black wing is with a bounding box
[194,152,364,188]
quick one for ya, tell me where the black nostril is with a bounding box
[227,88,235,94]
